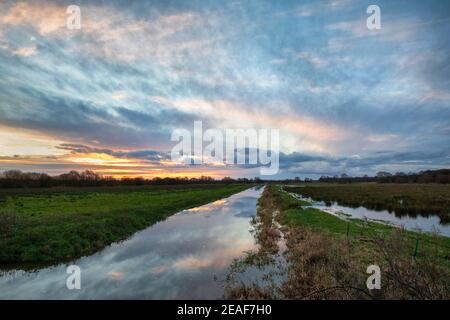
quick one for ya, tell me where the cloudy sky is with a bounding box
[0,0,449,179]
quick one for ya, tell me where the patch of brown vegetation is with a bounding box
[252,187,282,255]
[280,225,369,299]
[226,186,450,300]
[372,231,450,299]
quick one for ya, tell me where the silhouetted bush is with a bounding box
[0,170,258,188]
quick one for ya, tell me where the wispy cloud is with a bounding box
[1,2,67,35]
[1,0,449,178]
[12,46,37,57]
[293,51,329,69]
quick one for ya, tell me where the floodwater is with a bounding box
[288,192,450,237]
[0,187,263,299]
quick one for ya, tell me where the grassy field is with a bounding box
[284,183,450,223]
[278,185,450,298]
[0,184,250,267]
[277,186,450,255]
[226,186,450,299]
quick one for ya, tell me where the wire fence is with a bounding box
[344,221,450,260]
[279,187,450,261]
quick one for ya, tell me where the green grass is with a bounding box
[277,188,311,209]
[0,184,250,267]
[284,183,450,223]
[273,186,450,260]
[284,206,400,238]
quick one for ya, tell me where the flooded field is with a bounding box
[0,187,263,299]
[285,184,450,237]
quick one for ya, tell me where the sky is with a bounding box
[0,0,449,179]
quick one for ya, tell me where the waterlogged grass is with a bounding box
[284,183,450,223]
[275,186,450,261]
[226,186,450,299]
[277,190,311,208]
[0,184,250,267]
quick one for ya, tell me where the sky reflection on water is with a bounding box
[0,187,262,299]
[313,201,450,237]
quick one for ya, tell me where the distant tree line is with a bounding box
[317,169,450,184]
[1,168,449,188]
[0,170,256,188]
